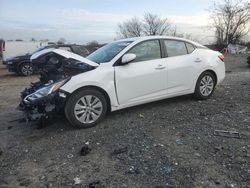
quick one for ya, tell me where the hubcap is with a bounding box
[199,75,214,96]
[22,65,33,75]
[74,95,103,124]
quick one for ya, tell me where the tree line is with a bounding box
[117,0,250,48]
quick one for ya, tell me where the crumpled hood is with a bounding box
[31,48,99,67]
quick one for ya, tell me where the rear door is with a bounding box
[115,40,168,105]
[163,40,197,94]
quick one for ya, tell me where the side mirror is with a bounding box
[121,53,136,65]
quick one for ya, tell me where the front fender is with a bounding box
[60,67,119,109]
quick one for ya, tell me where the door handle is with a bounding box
[155,64,166,70]
[194,58,202,63]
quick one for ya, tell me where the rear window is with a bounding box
[164,40,187,57]
[186,43,195,54]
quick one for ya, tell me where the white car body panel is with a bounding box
[51,36,225,112]
[115,58,167,105]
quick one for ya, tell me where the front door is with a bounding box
[115,40,167,105]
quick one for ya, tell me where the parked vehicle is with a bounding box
[6,44,90,76]
[0,39,5,63]
[19,36,225,128]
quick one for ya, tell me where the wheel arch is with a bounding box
[17,60,32,71]
[67,85,112,112]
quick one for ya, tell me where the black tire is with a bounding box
[65,89,108,129]
[194,71,216,100]
[19,62,34,76]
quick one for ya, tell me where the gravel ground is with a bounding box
[0,54,249,188]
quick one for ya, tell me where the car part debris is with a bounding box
[214,130,241,139]
[175,139,184,145]
[73,177,82,185]
[80,145,91,156]
[163,166,173,176]
[127,166,140,174]
[67,154,74,159]
[112,146,128,155]
[89,180,101,188]
[7,126,13,130]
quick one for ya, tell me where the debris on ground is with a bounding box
[18,178,31,187]
[194,153,201,157]
[126,166,140,175]
[0,148,3,156]
[7,126,13,130]
[80,145,91,156]
[175,139,184,145]
[112,146,128,155]
[214,130,241,139]
[67,154,74,159]
[214,145,224,152]
[88,180,101,188]
[163,166,173,176]
[139,114,145,118]
[73,177,82,185]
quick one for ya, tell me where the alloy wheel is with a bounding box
[74,95,103,124]
[21,64,33,76]
[199,75,214,97]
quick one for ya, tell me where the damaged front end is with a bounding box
[17,48,99,126]
[18,79,70,123]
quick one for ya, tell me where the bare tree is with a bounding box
[86,40,105,53]
[117,13,173,38]
[117,17,143,38]
[57,37,66,44]
[210,0,250,46]
[143,13,172,36]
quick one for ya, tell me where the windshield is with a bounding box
[87,41,132,64]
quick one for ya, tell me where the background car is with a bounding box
[6,44,90,76]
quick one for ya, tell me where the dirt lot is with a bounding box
[0,54,249,188]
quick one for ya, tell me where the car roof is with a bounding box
[117,36,206,48]
[46,44,84,48]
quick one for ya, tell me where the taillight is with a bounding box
[218,54,225,62]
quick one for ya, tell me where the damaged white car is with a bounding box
[19,36,225,128]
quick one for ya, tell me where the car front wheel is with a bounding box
[194,71,216,100]
[65,89,107,128]
[20,63,34,76]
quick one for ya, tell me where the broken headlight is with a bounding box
[24,79,69,103]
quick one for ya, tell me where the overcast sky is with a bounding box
[0,0,216,44]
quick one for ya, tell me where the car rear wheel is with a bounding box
[194,71,216,100]
[65,89,107,128]
[20,63,33,76]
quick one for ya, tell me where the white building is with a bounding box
[2,41,49,60]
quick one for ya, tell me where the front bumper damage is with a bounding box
[18,87,68,125]
[17,48,99,126]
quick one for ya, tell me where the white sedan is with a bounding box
[30,36,225,128]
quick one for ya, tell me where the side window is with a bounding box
[127,40,161,62]
[186,43,195,54]
[58,46,72,52]
[164,40,187,57]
